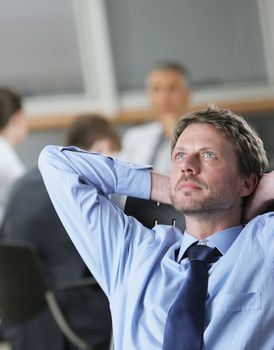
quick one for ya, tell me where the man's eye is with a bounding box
[175,153,184,160]
[203,151,215,159]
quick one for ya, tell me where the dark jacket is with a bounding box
[0,168,112,350]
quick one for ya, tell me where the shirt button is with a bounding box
[199,240,208,246]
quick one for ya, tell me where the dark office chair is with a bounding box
[124,197,274,231]
[0,331,6,343]
[0,241,112,350]
[124,196,186,231]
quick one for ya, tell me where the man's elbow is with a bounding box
[38,145,61,174]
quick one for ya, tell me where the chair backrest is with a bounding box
[0,241,47,324]
[124,197,186,231]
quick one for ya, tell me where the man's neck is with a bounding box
[185,212,242,240]
[158,113,181,139]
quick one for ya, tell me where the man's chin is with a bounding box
[171,196,201,212]
[177,206,219,215]
[174,205,203,215]
[171,198,216,215]
[172,201,199,214]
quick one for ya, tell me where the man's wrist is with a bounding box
[150,172,171,205]
[115,160,152,199]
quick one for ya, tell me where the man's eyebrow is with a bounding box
[172,146,218,154]
[173,146,185,152]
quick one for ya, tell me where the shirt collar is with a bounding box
[177,225,243,262]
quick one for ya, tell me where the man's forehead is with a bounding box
[175,123,232,148]
[147,69,186,85]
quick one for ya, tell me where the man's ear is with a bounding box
[239,173,258,197]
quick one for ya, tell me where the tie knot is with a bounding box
[186,244,217,264]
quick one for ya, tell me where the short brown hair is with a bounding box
[0,88,22,130]
[171,105,268,177]
[66,114,121,151]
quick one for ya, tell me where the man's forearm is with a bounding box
[38,146,155,296]
[243,170,274,222]
[150,172,172,205]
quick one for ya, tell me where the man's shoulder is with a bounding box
[241,211,274,242]
[11,167,40,188]
[6,167,46,205]
[248,211,274,226]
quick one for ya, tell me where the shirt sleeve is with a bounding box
[38,145,153,297]
[255,212,274,261]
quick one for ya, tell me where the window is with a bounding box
[105,0,268,92]
[0,0,84,96]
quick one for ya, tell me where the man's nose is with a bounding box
[180,155,200,175]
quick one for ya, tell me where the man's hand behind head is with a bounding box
[243,171,274,223]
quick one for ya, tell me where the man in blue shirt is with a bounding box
[39,105,274,350]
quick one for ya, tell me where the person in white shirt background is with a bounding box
[0,88,28,224]
[120,61,191,174]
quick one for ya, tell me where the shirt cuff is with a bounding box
[115,160,152,199]
[61,146,153,199]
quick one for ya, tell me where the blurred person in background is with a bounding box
[66,114,121,157]
[0,88,27,224]
[120,61,191,174]
[0,114,121,350]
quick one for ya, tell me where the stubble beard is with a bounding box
[171,190,233,216]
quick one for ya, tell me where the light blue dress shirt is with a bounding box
[39,146,274,350]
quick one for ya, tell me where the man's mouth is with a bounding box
[177,182,201,191]
[175,177,207,192]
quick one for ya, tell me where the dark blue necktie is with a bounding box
[163,244,219,350]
